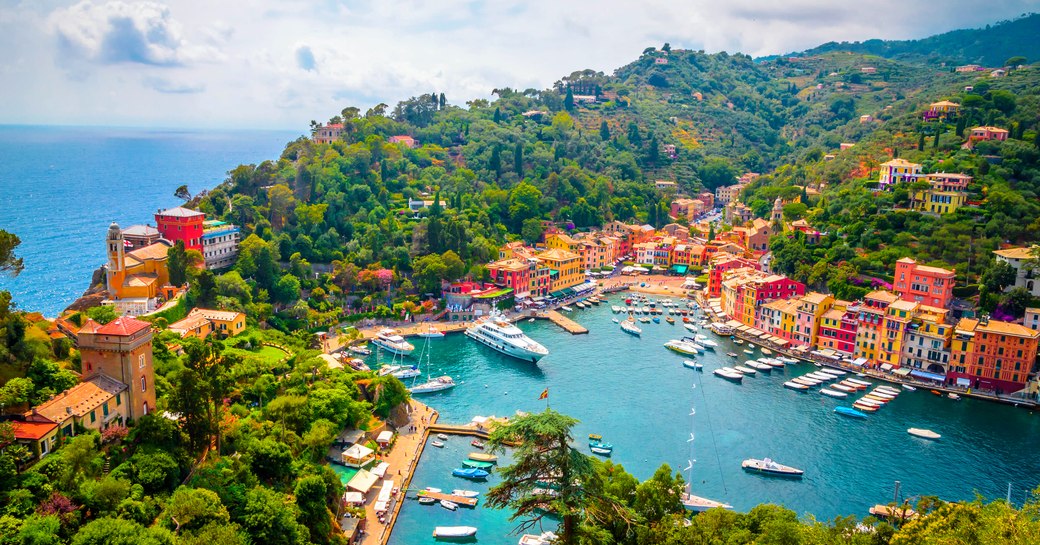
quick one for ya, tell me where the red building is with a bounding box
[949,318,1040,393]
[707,254,759,298]
[893,257,955,309]
[818,306,859,355]
[155,206,205,251]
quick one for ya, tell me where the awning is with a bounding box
[851,357,868,367]
[377,480,394,503]
[774,339,789,346]
[376,431,394,443]
[550,290,566,298]
[343,492,364,504]
[671,264,689,274]
[894,368,912,376]
[371,461,390,478]
[880,363,894,371]
[346,469,379,493]
[911,370,946,382]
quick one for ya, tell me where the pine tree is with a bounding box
[564,86,574,111]
[514,142,523,177]
[599,120,610,141]
[439,93,446,110]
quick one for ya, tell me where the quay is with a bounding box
[538,310,589,334]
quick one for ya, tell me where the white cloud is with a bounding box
[0,0,1034,129]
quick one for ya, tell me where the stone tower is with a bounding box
[78,316,156,421]
[105,222,125,297]
[770,196,784,234]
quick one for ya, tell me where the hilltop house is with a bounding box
[878,158,922,189]
[993,246,1039,297]
[311,123,344,144]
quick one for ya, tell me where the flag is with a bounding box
[539,388,548,400]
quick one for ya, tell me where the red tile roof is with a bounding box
[96,316,151,336]
[78,318,102,334]
[12,420,58,440]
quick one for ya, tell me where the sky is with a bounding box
[0,0,1037,130]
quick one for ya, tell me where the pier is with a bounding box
[541,310,589,334]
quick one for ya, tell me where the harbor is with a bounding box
[374,294,1040,544]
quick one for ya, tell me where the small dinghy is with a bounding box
[418,496,436,505]
[432,441,445,448]
[452,489,479,498]
[682,359,703,371]
[440,500,459,511]
[784,381,810,391]
[820,388,848,399]
[834,406,868,419]
[907,428,941,440]
[437,433,449,440]
[434,526,478,539]
[902,384,917,391]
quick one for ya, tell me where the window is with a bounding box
[103,402,109,417]
[139,355,146,369]
[115,393,121,406]
[90,411,96,424]
[141,376,147,392]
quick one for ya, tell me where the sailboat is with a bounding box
[682,388,733,512]
[408,334,456,394]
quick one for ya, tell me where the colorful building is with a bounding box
[877,300,918,368]
[169,308,247,339]
[202,220,241,269]
[878,158,922,189]
[968,126,1008,143]
[537,249,583,293]
[900,305,953,378]
[913,173,971,215]
[10,421,59,460]
[793,292,835,348]
[311,123,344,144]
[155,206,206,251]
[77,316,156,420]
[104,223,173,315]
[855,290,900,363]
[893,257,955,309]
[949,318,1040,393]
[707,254,759,298]
[758,298,801,344]
[487,258,543,299]
[924,100,960,121]
[720,269,805,328]
[23,375,129,440]
[817,303,858,356]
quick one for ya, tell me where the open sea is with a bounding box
[0,125,300,316]
[384,300,1040,544]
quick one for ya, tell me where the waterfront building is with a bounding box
[912,173,971,215]
[758,298,801,344]
[120,224,161,249]
[487,257,547,299]
[720,269,805,328]
[793,292,835,348]
[855,290,900,363]
[201,220,240,270]
[707,254,759,298]
[900,305,953,378]
[894,257,955,309]
[993,246,1039,297]
[155,206,205,251]
[817,302,858,357]
[311,123,344,144]
[536,248,583,293]
[104,222,174,315]
[634,239,673,268]
[77,316,156,420]
[949,317,1040,393]
[169,308,247,339]
[878,158,923,189]
[878,300,919,368]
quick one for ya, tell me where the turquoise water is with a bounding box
[0,125,299,316]
[387,299,1040,544]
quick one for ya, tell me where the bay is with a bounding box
[387,299,1040,543]
[0,125,299,316]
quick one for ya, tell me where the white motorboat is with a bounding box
[747,361,773,372]
[777,356,799,364]
[742,349,754,355]
[682,359,703,370]
[465,311,549,363]
[684,323,698,332]
[434,526,478,538]
[371,328,415,356]
[425,487,442,493]
[452,489,479,498]
[410,375,456,394]
[742,458,804,478]
[620,318,642,336]
[832,384,856,393]
[948,393,962,400]
[665,340,700,356]
[519,532,559,545]
[348,345,372,356]
[907,428,941,440]
[611,305,622,313]
[820,388,848,398]
[560,306,573,312]
[611,318,619,323]
[437,433,449,440]
[388,365,421,379]
[683,493,733,512]
[418,325,446,338]
[714,368,744,382]
[733,365,757,375]
[440,500,459,511]
[902,384,917,391]
[761,348,773,355]
[432,441,445,448]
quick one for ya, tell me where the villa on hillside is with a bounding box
[878,158,922,189]
[912,173,972,215]
[993,246,1040,297]
[969,126,1009,143]
[388,135,417,148]
[311,123,344,144]
[924,100,959,121]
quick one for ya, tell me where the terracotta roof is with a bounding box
[96,316,151,336]
[169,313,211,335]
[822,308,845,321]
[955,318,980,334]
[192,308,244,322]
[30,375,127,423]
[865,290,900,303]
[930,100,960,107]
[801,292,831,305]
[972,126,1008,133]
[157,206,205,218]
[537,248,581,262]
[977,320,1040,338]
[125,274,159,288]
[881,158,921,168]
[889,300,919,312]
[127,241,172,261]
[78,318,102,334]
[915,264,955,275]
[993,247,1037,260]
[12,421,58,441]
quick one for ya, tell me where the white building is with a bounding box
[201,220,240,270]
[993,247,1039,297]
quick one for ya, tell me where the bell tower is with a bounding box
[770,197,784,234]
[105,222,125,297]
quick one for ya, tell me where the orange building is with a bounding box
[104,222,173,315]
[78,316,157,420]
[893,257,955,309]
[949,318,1040,393]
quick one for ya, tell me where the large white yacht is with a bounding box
[371,328,415,356]
[465,312,549,363]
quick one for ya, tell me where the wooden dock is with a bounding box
[427,423,491,439]
[415,489,478,507]
[543,311,588,334]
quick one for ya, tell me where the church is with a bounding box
[103,222,175,315]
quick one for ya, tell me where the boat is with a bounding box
[611,318,619,323]
[733,365,757,375]
[948,393,961,400]
[777,356,799,364]
[589,440,613,451]
[852,402,879,413]
[419,325,446,338]
[681,390,734,512]
[714,368,744,382]
[734,339,744,345]
[652,317,661,324]
[832,384,856,393]
[869,505,919,521]
[620,318,642,337]
[371,328,415,356]
[390,365,421,379]
[452,489,479,498]
[743,349,754,355]
[518,531,559,545]
[868,390,897,400]
[820,388,848,399]
[710,322,734,336]
[433,526,478,539]
[846,378,872,388]
[463,459,495,469]
[465,311,549,363]
[683,359,703,370]
[784,381,810,391]
[698,339,719,349]
[741,458,804,478]
[664,339,700,356]
[590,446,612,456]
[639,317,651,323]
[666,317,675,324]
[907,428,941,440]
[440,500,459,511]
[432,441,445,448]
[437,433,449,440]
[575,302,586,309]
[452,468,490,480]
[471,439,485,449]
[348,345,372,356]
[930,389,942,396]
[560,306,573,312]
[346,358,370,372]
[588,433,602,440]
[418,496,437,505]
[761,348,773,355]
[611,305,622,313]
[684,323,697,332]
[425,487,443,493]
[834,406,869,418]
[468,452,497,462]
[818,368,846,377]
[409,375,456,394]
[726,352,739,358]
[792,377,820,387]
[902,384,917,391]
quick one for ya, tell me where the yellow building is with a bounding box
[104,222,173,315]
[878,158,922,188]
[878,300,919,367]
[794,292,835,348]
[25,375,129,439]
[912,173,971,215]
[169,308,247,339]
[537,248,583,292]
[545,233,581,253]
[855,290,900,363]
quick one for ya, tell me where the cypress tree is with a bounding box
[600,120,610,141]
[514,142,523,176]
[490,145,502,177]
[439,93,446,110]
[955,116,966,137]
[933,126,941,149]
[564,86,574,111]
[493,108,501,123]
[918,132,926,151]
[708,224,715,241]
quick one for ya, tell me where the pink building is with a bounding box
[818,305,859,356]
[894,257,955,309]
[793,292,834,348]
[707,254,759,298]
[968,126,1009,143]
[388,135,418,148]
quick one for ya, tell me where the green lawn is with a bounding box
[225,345,289,365]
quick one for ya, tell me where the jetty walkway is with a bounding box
[538,310,589,334]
